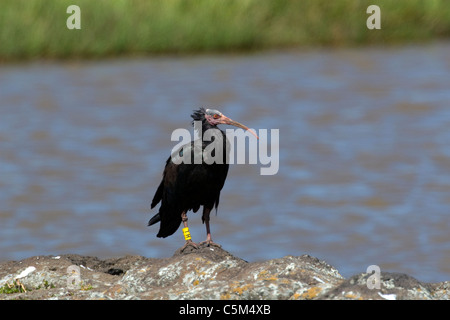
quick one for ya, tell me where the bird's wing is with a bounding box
[151,140,200,209]
[150,155,171,209]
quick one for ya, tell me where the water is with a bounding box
[1,42,450,283]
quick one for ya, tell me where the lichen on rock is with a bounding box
[0,247,448,300]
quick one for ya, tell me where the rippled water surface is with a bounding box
[1,42,450,283]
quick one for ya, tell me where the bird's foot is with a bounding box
[180,240,199,253]
[199,240,222,248]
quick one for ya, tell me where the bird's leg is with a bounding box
[200,207,221,248]
[180,211,198,251]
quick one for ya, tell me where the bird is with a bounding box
[148,107,258,251]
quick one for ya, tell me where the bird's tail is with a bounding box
[148,209,182,238]
[148,213,161,226]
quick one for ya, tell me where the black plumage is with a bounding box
[148,107,257,249]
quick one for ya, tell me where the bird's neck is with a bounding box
[196,122,224,139]
[201,120,215,131]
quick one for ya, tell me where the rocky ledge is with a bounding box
[0,246,448,300]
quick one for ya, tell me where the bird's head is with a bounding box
[191,108,258,139]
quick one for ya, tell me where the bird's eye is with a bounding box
[213,114,220,119]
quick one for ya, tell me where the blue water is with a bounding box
[1,42,450,283]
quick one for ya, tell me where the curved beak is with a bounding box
[220,116,259,139]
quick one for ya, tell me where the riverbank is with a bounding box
[0,246,449,300]
[1,0,449,61]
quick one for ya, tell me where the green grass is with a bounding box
[0,281,29,294]
[0,0,449,61]
[0,279,55,294]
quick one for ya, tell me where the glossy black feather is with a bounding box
[148,109,230,238]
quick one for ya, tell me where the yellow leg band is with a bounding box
[182,227,191,241]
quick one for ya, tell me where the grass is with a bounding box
[0,0,449,61]
[0,279,55,294]
[0,280,29,294]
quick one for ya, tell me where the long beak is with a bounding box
[221,116,259,139]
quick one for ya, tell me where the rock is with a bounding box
[322,272,436,300]
[0,246,448,300]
